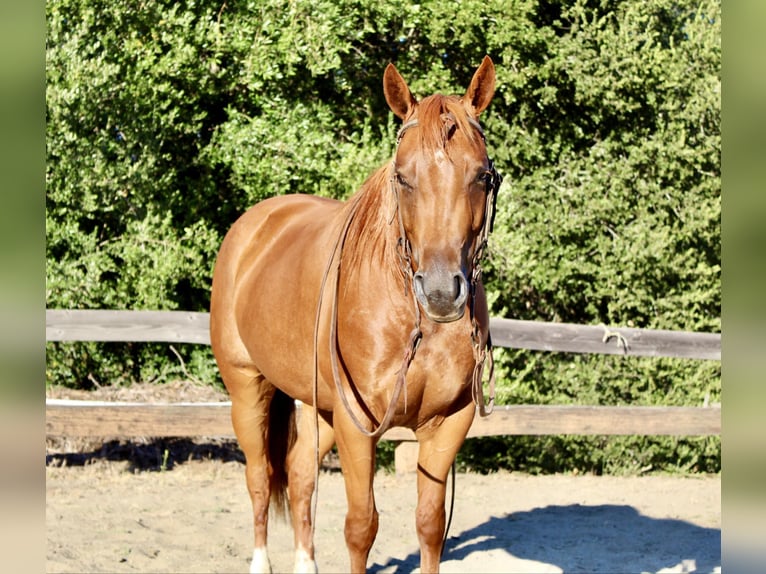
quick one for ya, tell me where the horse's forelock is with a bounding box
[415,95,479,152]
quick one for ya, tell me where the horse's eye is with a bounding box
[475,171,490,188]
[475,171,491,187]
[396,173,413,190]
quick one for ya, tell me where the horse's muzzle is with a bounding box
[413,269,469,323]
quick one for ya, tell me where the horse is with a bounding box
[209,55,501,574]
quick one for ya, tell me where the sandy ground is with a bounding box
[46,382,721,573]
[46,459,720,574]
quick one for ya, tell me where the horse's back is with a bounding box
[215,194,340,274]
[210,193,343,390]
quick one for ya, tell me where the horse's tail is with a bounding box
[268,389,297,520]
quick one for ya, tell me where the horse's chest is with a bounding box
[406,332,476,407]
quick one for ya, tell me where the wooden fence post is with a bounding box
[394,441,419,475]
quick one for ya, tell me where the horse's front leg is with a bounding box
[414,400,475,574]
[286,403,335,573]
[334,406,379,573]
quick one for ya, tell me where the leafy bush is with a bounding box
[46,0,720,473]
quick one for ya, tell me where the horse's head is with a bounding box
[383,56,500,323]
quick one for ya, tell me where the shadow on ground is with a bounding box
[370,504,720,574]
[45,437,344,473]
[45,438,246,472]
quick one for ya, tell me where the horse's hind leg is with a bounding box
[286,403,335,573]
[220,364,276,574]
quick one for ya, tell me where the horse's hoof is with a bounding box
[249,547,272,574]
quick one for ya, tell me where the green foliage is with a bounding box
[457,434,721,476]
[46,0,719,473]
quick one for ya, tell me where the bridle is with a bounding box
[314,114,501,442]
[390,114,501,419]
[313,114,500,441]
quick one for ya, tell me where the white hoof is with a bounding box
[293,547,318,574]
[250,547,272,574]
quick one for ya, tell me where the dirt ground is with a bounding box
[46,383,721,573]
[46,461,720,574]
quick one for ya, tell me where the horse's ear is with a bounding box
[462,55,496,117]
[383,63,418,120]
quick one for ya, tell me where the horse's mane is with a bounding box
[340,164,398,275]
[341,94,479,277]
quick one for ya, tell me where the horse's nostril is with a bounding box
[454,273,467,303]
[413,272,426,300]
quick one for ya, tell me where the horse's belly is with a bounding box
[229,196,342,404]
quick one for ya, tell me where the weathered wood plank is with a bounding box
[489,318,721,360]
[45,399,232,437]
[45,310,720,360]
[45,400,720,439]
[466,404,721,436]
[46,309,210,345]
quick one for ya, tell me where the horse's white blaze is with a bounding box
[293,547,317,574]
[249,547,272,574]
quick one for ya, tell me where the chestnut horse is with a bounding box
[210,56,501,574]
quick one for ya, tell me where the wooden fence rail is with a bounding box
[45,309,721,457]
[45,400,720,440]
[46,309,721,360]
